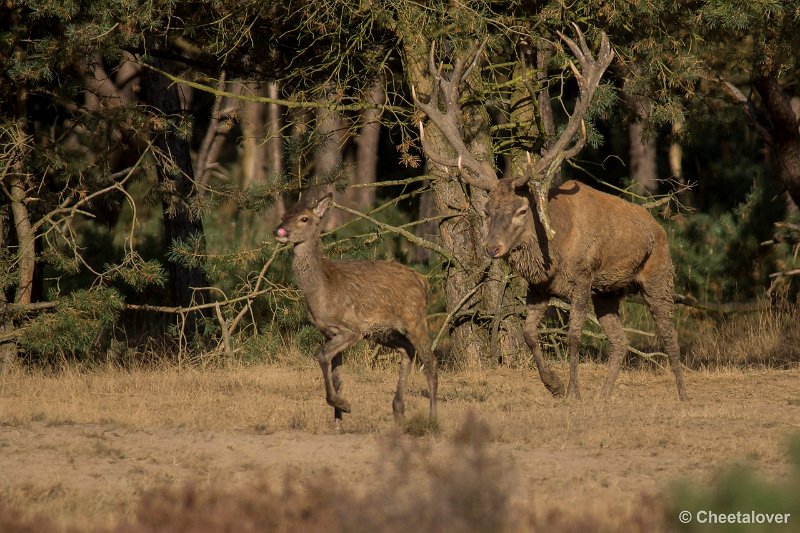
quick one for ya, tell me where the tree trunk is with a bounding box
[266,82,286,219]
[140,55,210,337]
[398,11,494,368]
[351,78,385,210]
[9,177,35,306]
[413,186,437,263]
[240,82,267,190]
[0,200,15,371]
[753,74,800,209]
[627,94,658,195]
[669,118,684,181]
[315,84,348,230]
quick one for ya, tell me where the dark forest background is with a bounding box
[2,0,799,369]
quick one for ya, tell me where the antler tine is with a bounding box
[429,41,438,80]
[412,39,497,191]
[459,38,489,86]
[511,27,614,239]
[530,27,614,179]
[557,31,586,68]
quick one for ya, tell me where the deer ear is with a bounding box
[312,193,333,218]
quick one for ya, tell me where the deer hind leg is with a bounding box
[407,319,438,421]
[642,289,689,401]
[392,347,414,424]
[593,295,627,398]
[331,353,345,421]
[524,292,565,397]
[318,330,360,418]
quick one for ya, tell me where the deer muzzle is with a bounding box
[274,226,288,243]
[484,243,506,258]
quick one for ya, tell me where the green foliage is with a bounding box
[0,247,15,292]
[236,327,287,365]
[667,179,786,300]
[19,287,124,360]
[293,324,325,356]
[107,253,168,292]
[667,436,800,532]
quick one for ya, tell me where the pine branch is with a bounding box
[332,202,460,266]
[140,62,408,115]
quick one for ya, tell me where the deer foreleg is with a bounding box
[524,292,565,397]
[318,330,360,417]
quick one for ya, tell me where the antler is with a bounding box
[514,25,615,239]
[411,39,497,191]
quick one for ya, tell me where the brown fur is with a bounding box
[484,178,688,400]
[274,194,438,423]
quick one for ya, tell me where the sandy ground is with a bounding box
[1,363,799,530]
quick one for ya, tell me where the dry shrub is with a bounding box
[684,304,800,368]
[118,413,669,533]
[0,413,672,533]
[113,412,521,533]
[0,502,56,533]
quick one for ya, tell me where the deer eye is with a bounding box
[514,207,528,217]
[300,216,309,223]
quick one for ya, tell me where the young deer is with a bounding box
[274,193,438,423]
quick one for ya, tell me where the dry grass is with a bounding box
[683,304,800,368]
[2,348,800,531]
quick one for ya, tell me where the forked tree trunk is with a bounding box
[398,12,497,368]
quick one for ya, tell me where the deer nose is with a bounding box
[483,243,505,259]
[274,227,287,239]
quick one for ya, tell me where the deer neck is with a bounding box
[506,221,553,285]
[291,238,329,300]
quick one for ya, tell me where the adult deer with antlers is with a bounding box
[413,27,688,400]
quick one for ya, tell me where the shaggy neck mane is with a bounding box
[507,238,550,285]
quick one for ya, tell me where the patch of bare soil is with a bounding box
[1,364,799,530]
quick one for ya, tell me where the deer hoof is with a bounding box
[547,382,566,398]
[328,396,352,413]
[392,397,405,416]
[567,385,582,400]
[543,374,566,397]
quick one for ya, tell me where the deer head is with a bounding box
[412,25,614,240]
[483,178,533,258]
[273,193,333,245]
